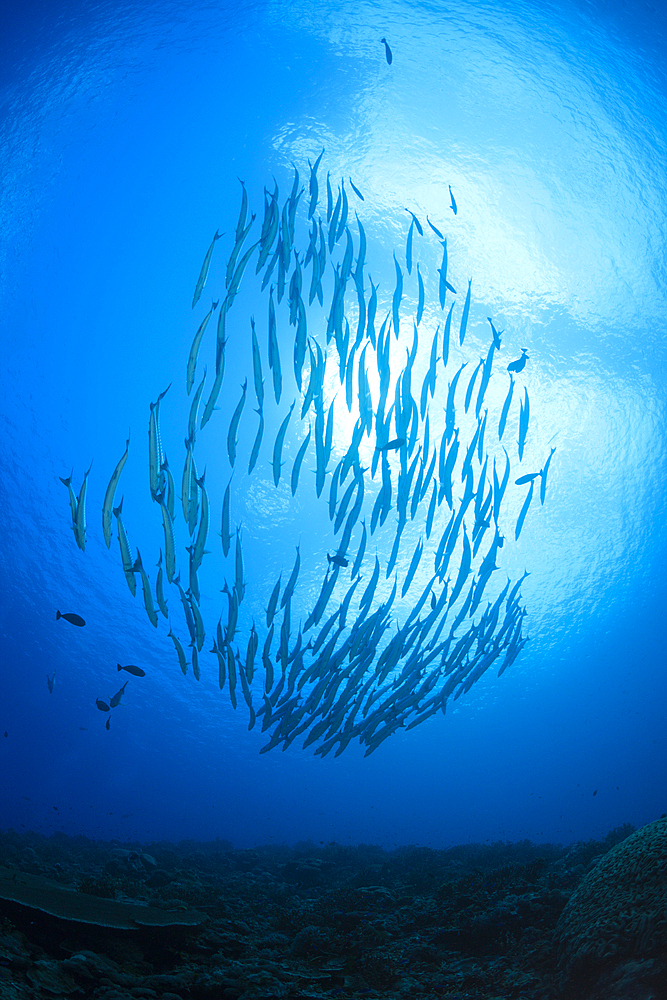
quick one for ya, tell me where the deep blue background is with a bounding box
[0,0,665,848]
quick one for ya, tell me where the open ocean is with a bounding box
[1,1,666,995]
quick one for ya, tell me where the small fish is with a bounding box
[117,663,146,677]
[375,438,406,452]
[349,177,364,200]
[56,611,85,627]
[507,348,529,373]
[380,37,393,64]
[459,278,472,346]
[187,301,218,394]
[515,472,540,485]
[427,216,444,239]
[221,478,232,558]
[109,680,128,709]
[448,185,457,215]
[515,479,535,540]
[498,374,515,441]
[487,317,502,350]
[272,400,295,488]
[105,717,110,730]
[227,379,248,467]
[46,673,55,693]
[192,230,222,309]
[539,446,556,504]
[102,436,130,548]
[74,462,93,551]
[327,552,349,567]
[518,387,530,462]
[168,629,188,676]
[96,698,110,712]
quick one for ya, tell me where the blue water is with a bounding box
[1,0,666,851]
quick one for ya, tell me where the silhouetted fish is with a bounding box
[117,663,146,677]
[56,611,85,627]
[507,348,529,373]
[380,37,393,63]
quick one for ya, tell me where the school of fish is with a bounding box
[61,151,555,757]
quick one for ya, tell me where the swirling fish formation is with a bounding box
[62,153,555,757]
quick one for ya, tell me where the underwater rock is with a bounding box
[556,816,667,980]
[0,867,204,930]
[25,959,79,996]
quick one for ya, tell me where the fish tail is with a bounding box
[117,663,123,671]
[59,475,72,486]
[56,610,61,619]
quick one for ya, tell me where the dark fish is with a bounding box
[507,348,529,373]
[487,317,502,350]
[540,446,556,504]
[109,680,129,709]
[106,717,110,730]
[349,177,364,200]
[375,438,406,452]
[56,611,85,627]
[117,663,146,677]
[96,698,110,712]
[427,216,443,238]
[405,209,424,236]
[449,184,457,215]
[327,552,349,567]
[515,472,540,485]
[46,673,55,693]
[380,37,393,64]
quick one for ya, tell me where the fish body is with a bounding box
[102,437,130,548]
[540,446,556,504]
[248,406,264,475]
[156,550,169,616]
[308,149,325,219]
[392,253,403,339]
[507,348,529,373]
[349,177,364,200]
[427,216,444,238]
[487,317,502,350]
[221,478,232,558]
[56,610,85,627]
[187,370,206,445]
[273,401,295,487]
[133,549,158,628]
[187,301,218,394]
[109,680,128,709]
[250,317,264,408]
[227,379,248,467]
[118,662,145,677]
[291,424,311,496]
[438,239,449,310]
[168,629,188,676]
[113,498,136,596]
[498,374,515,441]
[380,37,393,63]
[192,230,222,308]
[459,278,472,345]
[449,184,457,215]
[266,574,282,629]
[518,387,530,461]
[60,471,78,536]
[96,698,110,712]
[515,480,534,540]
[267,287,282,404]
[74,462,93,551]
[235,528,245,604]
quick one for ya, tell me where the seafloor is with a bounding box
[0,823,665,1000]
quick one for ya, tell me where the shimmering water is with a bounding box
[1,0,665,848]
